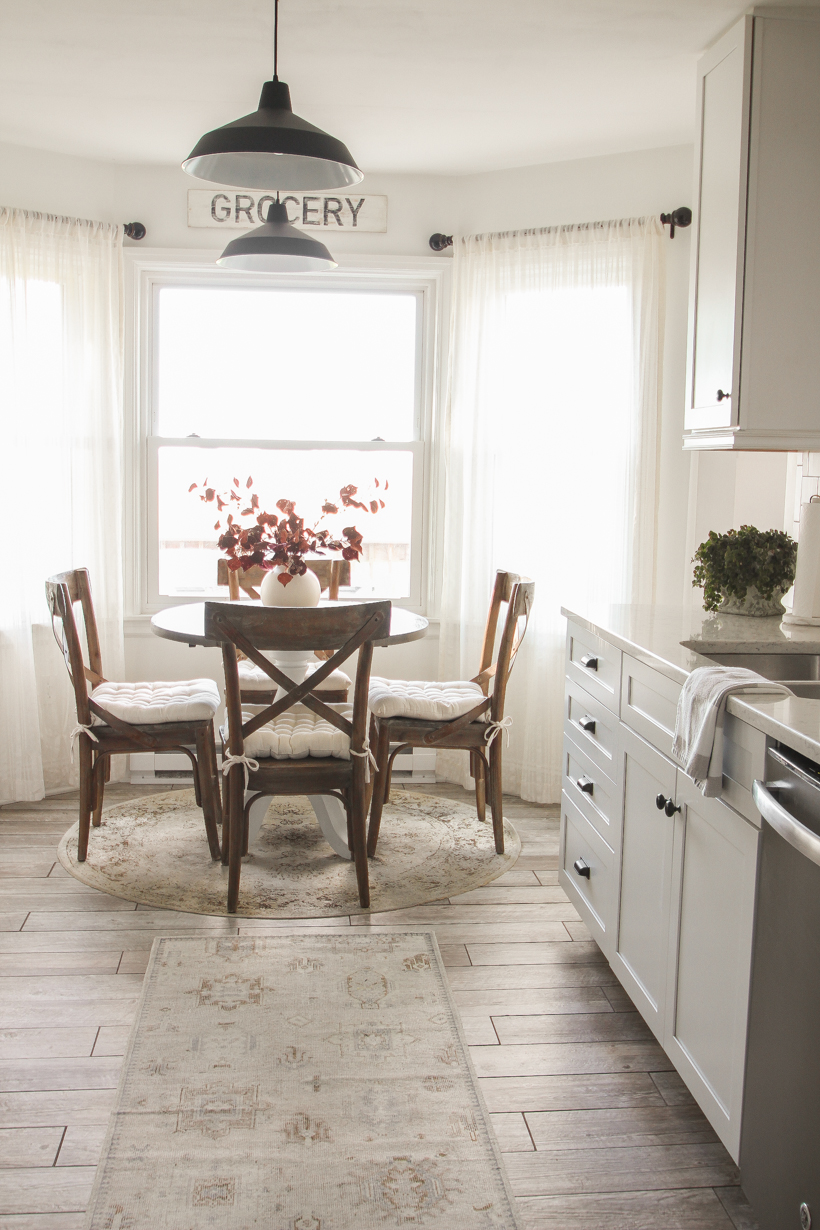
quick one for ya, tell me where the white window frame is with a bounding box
[123,250,450,621]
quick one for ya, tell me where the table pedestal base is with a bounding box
[243,790,353,860]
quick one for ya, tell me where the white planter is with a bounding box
[718,586,786,617]
[259,565,322,607]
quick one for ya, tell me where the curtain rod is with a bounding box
[429,207,692,251]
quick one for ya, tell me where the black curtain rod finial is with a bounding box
[660,207,692,238]
[124,222,146,241]
[429,233,453,252]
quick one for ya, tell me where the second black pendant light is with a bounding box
[182,0,362,191]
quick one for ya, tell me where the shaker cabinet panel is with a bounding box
[690,29,748,424]
[666,775,758,1161]
[684,9,820,450]
[612,725,676,1041]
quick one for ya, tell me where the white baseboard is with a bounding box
[129,746,436,785]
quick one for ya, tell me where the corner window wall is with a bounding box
[142,274,431,609]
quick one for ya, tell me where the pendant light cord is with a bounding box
[273,0,279,81]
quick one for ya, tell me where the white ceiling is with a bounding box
[0,0,815,175]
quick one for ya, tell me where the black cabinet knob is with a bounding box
[656,793,667,810]
[578,715,596,733]
[580,654,598,671]
[573,857,591,878]
[665,799,682,817]
[716,388,731,401]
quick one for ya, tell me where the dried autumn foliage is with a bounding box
[188,476,387,587]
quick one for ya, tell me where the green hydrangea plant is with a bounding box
[692,525,797,613]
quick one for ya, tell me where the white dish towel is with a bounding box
[672,667,792,797]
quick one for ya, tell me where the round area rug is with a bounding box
[57,789,520,918]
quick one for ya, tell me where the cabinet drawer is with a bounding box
[620,653,682,758]
[560,790,614,954]
[563,732,620,849]
[566,621,622,715]
[565,680,619,782]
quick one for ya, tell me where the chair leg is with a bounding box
[220,773,231,866]
[364,714,378,815]
[366,722,392,858]
[77,737,93,862]
[91,752,107,828]
[351,764,370,909]
[226,766,245,914]
[488,741,505,855]
[195,726,222,862]
[474,753,487,823]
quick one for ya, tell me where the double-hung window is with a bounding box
[135,260,442,614]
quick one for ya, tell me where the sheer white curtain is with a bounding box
[438,217,665,802]
[0,208,124,803]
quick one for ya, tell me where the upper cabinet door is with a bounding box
[685,10,820,451]
[687,19,751,431]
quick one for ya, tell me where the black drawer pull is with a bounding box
[575,775,594,795]
[578,715,596,733]
[573,857,591,878]
[656,793,667,810]
[580,653,598,671]
[716,388,731,402]
[665,799,682,817]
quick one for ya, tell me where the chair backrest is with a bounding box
[45,569,105,725]
[205,599,391,761]
[217,558,350,601]
[476,570,520,685]
[487,579,535,723]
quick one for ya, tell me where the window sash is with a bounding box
[146,437,425,609]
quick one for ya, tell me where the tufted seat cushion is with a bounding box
[224,703,353,761]
[368,677,487,721]
[237,660,351,693]
[90,679,220,726]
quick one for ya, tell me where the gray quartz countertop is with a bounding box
[562,603,820,762]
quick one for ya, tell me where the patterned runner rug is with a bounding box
[58,789,520,918]
[83,931,522,1229]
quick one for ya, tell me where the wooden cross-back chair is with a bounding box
[46,569,223,864]
[367,571,535,857]
[205,599,391,914]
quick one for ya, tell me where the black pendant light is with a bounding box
[182,0,362,190]
[216,198,337,272]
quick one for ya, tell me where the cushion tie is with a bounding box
[221,752,260,788]
[69,723,99,764]
[484,716,513,750]
[350,739,379,783]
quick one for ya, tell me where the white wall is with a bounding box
[2,136,789,687]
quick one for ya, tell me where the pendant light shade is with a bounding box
[216,200,337,272]
[183,0,361,190]
[183,79,362,190]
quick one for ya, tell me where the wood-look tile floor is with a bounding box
[0,781,759,1230]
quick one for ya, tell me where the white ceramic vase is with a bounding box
[260,565,322,607]
[718,586,786,617]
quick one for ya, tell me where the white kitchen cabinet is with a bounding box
[665,774,759,1162]
[610,724,677,1042]
[684,9,820,450]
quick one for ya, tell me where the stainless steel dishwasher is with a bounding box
[742,746,820,1230]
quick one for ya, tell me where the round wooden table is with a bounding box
[151,599,429,859]
[151,600,428,650]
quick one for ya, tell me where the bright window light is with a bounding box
[156,287,418,441]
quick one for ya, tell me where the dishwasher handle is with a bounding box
[753,779,820,868]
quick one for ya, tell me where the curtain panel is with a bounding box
[0,208,124,803]
[437,216,665,803]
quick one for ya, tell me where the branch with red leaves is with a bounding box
[188,476,387,588]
